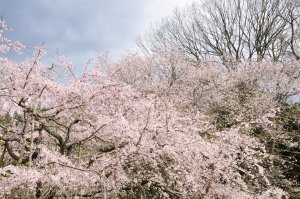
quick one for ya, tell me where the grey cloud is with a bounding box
[0,0,188,72]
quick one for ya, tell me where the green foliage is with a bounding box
[289,190,300,199]
[0,113,12,125]
[13,112,23,126]
[0,112,23,126]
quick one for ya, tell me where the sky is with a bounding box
[0,0,194,71]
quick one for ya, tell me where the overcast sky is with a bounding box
[0,0,193,70]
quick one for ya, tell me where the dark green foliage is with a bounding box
[207,105,234,130]
[235,80,257,106]
[272,103,300,194]
[289,191,300,199]
[277,103,300,133]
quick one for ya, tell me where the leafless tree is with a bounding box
[139,0,300,67]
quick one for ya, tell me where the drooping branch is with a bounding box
[67,124,107,150]
[4,138,41,165]
[0,144,7,167]
[23,48,42,89]
[41,124,65,148]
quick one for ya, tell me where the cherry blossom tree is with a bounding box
[0,17,296,199]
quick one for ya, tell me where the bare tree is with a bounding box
[139,0,300,66]
[282,0,300,60]
[138,9,203,62]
